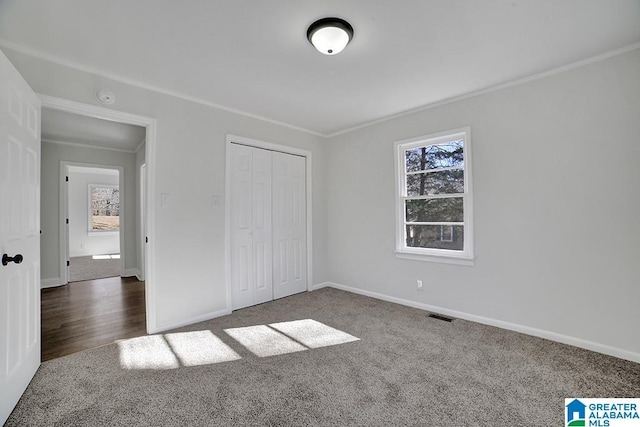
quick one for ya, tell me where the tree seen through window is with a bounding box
[90,185,120,231]
[404,140,464,250]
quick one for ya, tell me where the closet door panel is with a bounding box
[272,152,307,299]
[251,148,273,305]
[230,144,254,310]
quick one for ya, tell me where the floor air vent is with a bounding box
[428,313,454,322]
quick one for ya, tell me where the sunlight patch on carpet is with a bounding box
[165,330,241,366]
[225,325,307,357]
[92,254,120,260]
[118,320,360,368]
[269,319,360,348]
[117,335,179,370]
[225,320,359,357]
[118,331,241,370]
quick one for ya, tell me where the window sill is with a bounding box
[395,251,475,266]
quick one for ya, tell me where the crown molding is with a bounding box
[42,137,136,154]
[3,38,639,139]
[135,138,146,154]
[324,41,640,138]
[0,39,324,138]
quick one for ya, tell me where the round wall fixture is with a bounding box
[307,17,354,55]
[95,89,115,105]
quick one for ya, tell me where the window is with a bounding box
[89,184,120,233]
[395,127,474,264]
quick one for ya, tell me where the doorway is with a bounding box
[66,165,122,282]
[39,95,157,352]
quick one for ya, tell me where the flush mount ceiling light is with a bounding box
[307,17,354,55]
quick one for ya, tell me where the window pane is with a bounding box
[405,140,463,172]
[406,225,464,250]
[407,169,464,196]
[91,186,120,231]
[405,197,463,222]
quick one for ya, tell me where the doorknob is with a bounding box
[2,254,23,266]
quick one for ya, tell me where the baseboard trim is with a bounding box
[41,277,65,289]
[150,308,231,334]
[310,282,331,291]
[122,268,140,278]
[315,282,640,364]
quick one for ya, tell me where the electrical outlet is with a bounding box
[416,280,423,291]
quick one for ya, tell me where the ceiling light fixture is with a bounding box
[307,17,354,55]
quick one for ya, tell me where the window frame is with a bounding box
[394,127,474,265]
[88,183,120,236]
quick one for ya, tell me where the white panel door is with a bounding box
[230,144,254,310]
[0,50,41,425]
[272,151,307,299]
[229,144,272,310]
[251,148,273,305]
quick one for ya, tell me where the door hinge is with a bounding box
[66,176,69,182]
[67,260,70,267]
[66,218,69,224]
[145,236,148,243]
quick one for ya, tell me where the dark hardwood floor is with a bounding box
[41,276,147,362]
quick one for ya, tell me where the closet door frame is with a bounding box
[225,134,313,312]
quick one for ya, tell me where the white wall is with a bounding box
[2,46,328,333]
[325,49,640,360]
[9,43,637,360]
[68,168,120,257]
[40,141,137,284]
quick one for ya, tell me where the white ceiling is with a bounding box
[41,108,145,152]
[1,0,639,136]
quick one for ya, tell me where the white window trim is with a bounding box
[88,183,120,236]
[394,127,474,266]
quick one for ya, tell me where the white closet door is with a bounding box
[251,148,273,305]
[272,151,307,299]
[229,144,272,310]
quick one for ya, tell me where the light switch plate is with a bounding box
[161,193,170,207]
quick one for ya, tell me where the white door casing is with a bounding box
[272,151,307,299]
[140,163,146,281]
[0,50,41,425]
[64,165,69,281]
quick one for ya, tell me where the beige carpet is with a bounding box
[69,255,121,282]
[7,288,640,426]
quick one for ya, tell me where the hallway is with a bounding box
[41,277,146,361]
